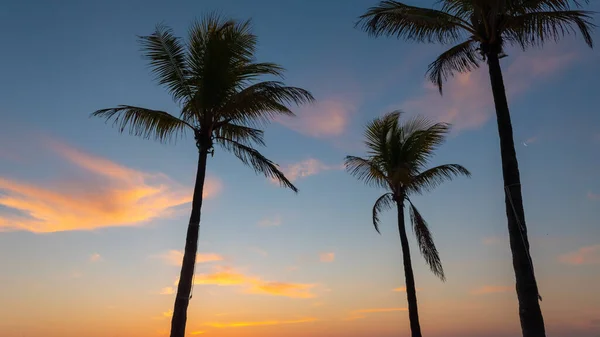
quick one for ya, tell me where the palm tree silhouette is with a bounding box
[92,15,313,337]
[345,111,470,337]
[357,2,594,336]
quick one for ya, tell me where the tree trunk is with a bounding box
[487,53,546,337]
[169,148,209,337]
[397,200,422,337]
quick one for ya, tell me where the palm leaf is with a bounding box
[357,1,473,43]
[139,24,193,104]
[407,164,471,194]
[504,9,595,48]
[218,81,314,126]
[91,105,192,143]
[216,138,297,192]
[215,123,265,147]
[408,200,445,281]
[344,156,390,189]
[372,193,395,234]
[426,39,481,94]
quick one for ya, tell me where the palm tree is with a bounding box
[357,2,594,336]
[345,111,470,337]
[91,15,313,337]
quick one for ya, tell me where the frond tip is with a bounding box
[409,200,445,281]
[91,105,192,144]
[216,137,298,193]
[372,193,395,234]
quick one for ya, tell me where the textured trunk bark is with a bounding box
[487,53,546,337]
[397,200,422,337]
[169,148,209,337]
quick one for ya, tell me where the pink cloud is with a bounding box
[319,252,335,263]
[153,250,224,266]
[559,245,600,265]
[471,285,513,295]
[587,192,600,200]
[277,99,355,138]
[276,158,343,183]
[401,48,579,132]
[258,215,282,227]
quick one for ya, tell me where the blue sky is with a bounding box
[0,1,599,337]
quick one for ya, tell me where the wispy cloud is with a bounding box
[587,192,600,200]
[278,99,355,138]
[178,266,317,299]
[89,253,102,262]
[319,252,335,263]
[344,308,407,321]
[205,317,318,328]
[471,285,512,295]
[0,140,221,233]
[559,245,600,265]
[482,236,505,245]
[249,246,268,257]
[277,158,343,183]
[400,49,578,132]
[258,215,282,227]
[153,250,224,266]
[189,331,205,335]
[159,287,175,295]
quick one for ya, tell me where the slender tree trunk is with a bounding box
[487,53,546,337]
[397,200,422,337]
[169,147,209,337]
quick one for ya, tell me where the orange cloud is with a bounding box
[0,140,221,233]
[176,266,317,299]
[278,99,354,138]
[89,253,102,262]
[401,48,578,132]
[345,307,407,321]
[258,215,282,227]
[559,245,600,265]
[319,252,335,263]
[159,287,175,295]
[471,285,513,295]
[392,286,420,292]
[190,331,205,335]
[276,158,343,183]
[247,282,316,299]
[153,250,224,266]
[205,317,318,328]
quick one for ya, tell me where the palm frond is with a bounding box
[407,164,471,195]
[219,81,314,126]
[91,105,192,143]
[344,156,390,189]
[372,193,395,234]
[400,118,451,172]
[511,0,589,13]
[216,138,297,192]
[408,200,445,281]
[357,1,473,43]
[139,24,192,104]
[504,9,596,48]
[214,123,265,147]
[427,39,481,94]
[364,111,402,159]
[438,0,475,20]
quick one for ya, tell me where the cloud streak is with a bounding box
[559,245,600,265]
[153,250,224,266]
[470,285,512,295]
[0,140,221,233]
[178,266,316,299]
[205,317,318,328]
[345,307,407,321]
[258,215,282,227]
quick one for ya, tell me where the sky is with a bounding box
[0,1,599,337]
